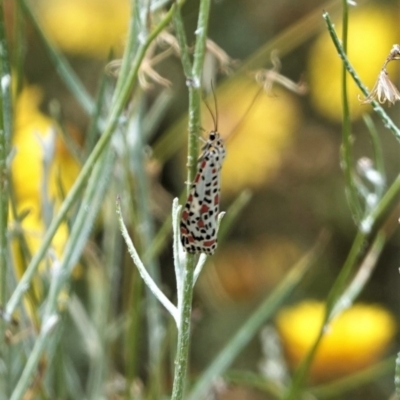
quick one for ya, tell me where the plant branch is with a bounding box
[5,3,176,318]
[323,11,400,140]
[338,0,362,221]
[117,198,179,324]
[171,1,211,399]
[0,1,12,396]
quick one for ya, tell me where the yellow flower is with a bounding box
[38,0,130,57]
[275,301,397,383]
[308,5,399,121]
[200,78,301,197]
[11,85,81,298]
[13,86,80,209]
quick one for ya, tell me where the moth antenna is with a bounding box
[211,80,219,131]
[202,82,218,132]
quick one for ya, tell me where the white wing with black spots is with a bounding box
[180,131,226,255]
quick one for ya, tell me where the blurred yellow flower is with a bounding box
[308,5,399,121]
[38,0,130,57]
[11,85,80,288]
[275,300,397,383]
[13,86,80,210]
[200,78,301,197]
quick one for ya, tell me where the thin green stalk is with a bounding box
[323,12,400,139]
[152,0,359,167]
[284,229,377,400]
[310,356,395,399]
[187,233,328,400]
[12,0,24,95]
[20,0,94,114]
[395,352,400,398]
[172,5,197,188]
[284,164,400,398]
[224,370,283,399]
[0,1,12,396]
[363,115,385,186]
[191,0,210,82]
[339,1,362,222]
[113,0,139,99]
[217,190,252,239]
[116,199,178,320]
[280,12,400,399]
[364,170,400,236]
[84,72,109,157]
[171,257,195,400]
[10,146,114,400]
[186,0,211,186]
[226,356,395,400]
[5,3,176,318]
[171,1,211,399]
[173,9,193,78]
[10,280,61,400]
[330,230,386,319]
[113,1,166,394]
[324,229,367,314]
[129,95,164,396]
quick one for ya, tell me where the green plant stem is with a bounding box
[10,145,114,400]
[129,95,164,395]
[113,0,139,100]
[187,0,211,185]
[285,172,400,398]
[364,168,400,236]
[395,352,400,398]
[224,370,283,399]
[171,256,195,400]
[323,11,400,140]
[284,229,388,400]
[226,356,395,400]
[363,114,384,175]
[0,1,12,396]
[285,207,400,400]
[310,356,395,399]
[330,230,386,317]
[171,1,211,399]
[152,0,361,167]
[5,3,176,318]
[339,1,362,221]
[173,9,193,78]
[20,0,94,114]
[12,1,24,95]
[283,48,400,394]
[187,233,328,400]
[280,12,400,399]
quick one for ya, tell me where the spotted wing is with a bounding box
[180,156,222,255]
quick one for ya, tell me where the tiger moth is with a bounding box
[180,130,226,255]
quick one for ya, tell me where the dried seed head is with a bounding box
[360,69,400,105]
[205,39,238,75]
[387,44,400,62]
[361,44,400,105]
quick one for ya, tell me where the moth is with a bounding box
[180,129,226,255]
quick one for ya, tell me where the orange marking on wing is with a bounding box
[200,204,209,213]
